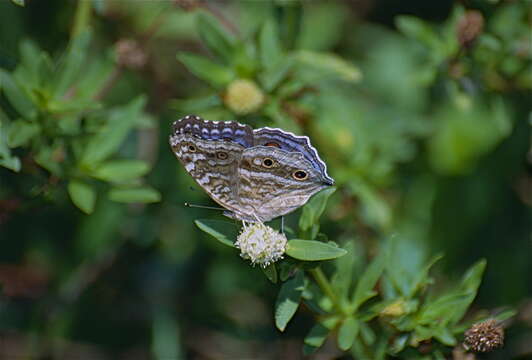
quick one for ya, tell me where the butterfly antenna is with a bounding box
[184,202,225,211]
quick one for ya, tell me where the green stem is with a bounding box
[308,267,345,315]
[71,0,91,39]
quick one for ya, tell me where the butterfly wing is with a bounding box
[237,146,331,222]
[169,115,253,215]
[173,114,254,147]
[253,127,334,185]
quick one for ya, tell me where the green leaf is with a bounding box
[53,53,112,103]
[232,42,258,78]
[53,30,92,97]
[408,254,443,297]
[34,142,63,176]
[81,96,146,166]
[331,240,357,299]
[446,259,486,324]
[0,117,21,171]
[275,271,304,331]
[196,12,235,64]
[92,160,150,183]
[0,157,21,172]
[359,322,376,346]
[295,51,362,83]
[493,309,517,322]
[395,16,442,55]
[7,120,40,147]
[429,99,512,175]
[337,317,359,351]
[68,180,97,214]
[304,323,329,347]
[170,94,222,113]
[418,293,472,326]
[259,56,294,92]
[278,261,296,282]
[262,264,278,283]
[108,186,161,203]
[432,326,456,346]
[389,334,409,354]
[297,2,349,51]
[351,253,385,310]
[11,0,24,6]
[152,308,184,360]
[177,52,234,88]
[15,41,53,91]
[349,180,391,229]
[460,259,486,294]
[259,20,283,69]
[194,219,238,247]
[299,187,336,231]
[435,259,486,325]
[286,239,346,261]
[302,344,319,356]
[0,70,37,120]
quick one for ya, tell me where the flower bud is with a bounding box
[464,319,504,352]
[115,39,147,70]
[224,79,265,115]
[457,10,484,48]
[380,299,407,317]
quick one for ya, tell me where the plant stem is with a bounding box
[308,267,345,315]
[71,0,91,39]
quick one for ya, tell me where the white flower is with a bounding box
[235,222,287,267]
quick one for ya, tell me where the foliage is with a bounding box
[0,1,529,359]
[0,30,159,213]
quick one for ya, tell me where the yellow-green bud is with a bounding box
[224,79,265,115]
[380,299,407,317]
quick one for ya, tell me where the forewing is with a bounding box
[169,132,244,214]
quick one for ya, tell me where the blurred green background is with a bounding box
[0,0,530,359]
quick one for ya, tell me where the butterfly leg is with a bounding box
[281,216,285,234]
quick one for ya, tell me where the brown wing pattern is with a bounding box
[237,146,329,222]
[170,132,244,215]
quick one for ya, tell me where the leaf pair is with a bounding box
[194,219,346,262]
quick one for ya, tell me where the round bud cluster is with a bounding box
[235,222,286,268]
[115,39,147,70]
[463,319,504,353]
[224,79,265,115]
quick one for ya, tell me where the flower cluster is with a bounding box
[234,222,287,268]
[463,319,504,353]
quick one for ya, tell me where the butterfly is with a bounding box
[169,115,334,222]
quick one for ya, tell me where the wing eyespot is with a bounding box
[262,158,274,168]
[188,144,197,152]
[293,170,308,180]
[216,151,228,160]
